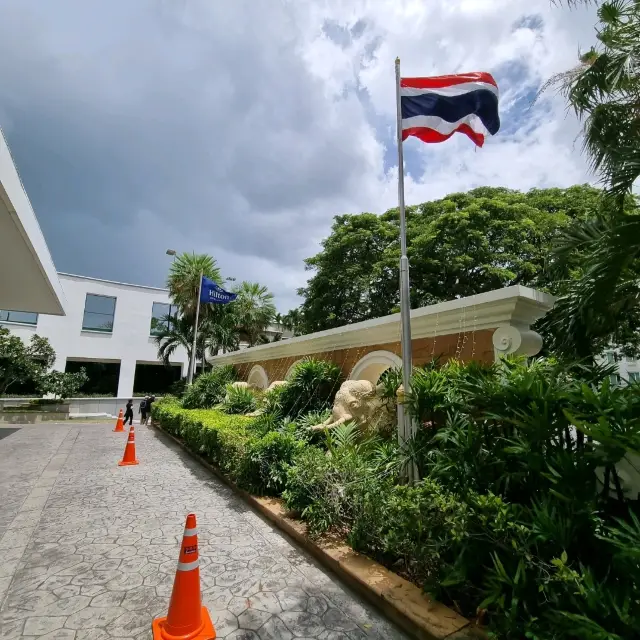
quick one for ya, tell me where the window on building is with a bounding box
[628,372,640,383]
[150,302,178,336]
[606,351,617,364]
[82,294,116,332]
[0,310,38,325]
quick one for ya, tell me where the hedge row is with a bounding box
[152,399,303,495]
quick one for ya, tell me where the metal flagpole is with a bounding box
[187,270,204,385]
[395,57,417,483]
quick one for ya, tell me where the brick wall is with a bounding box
[236,329,495,384]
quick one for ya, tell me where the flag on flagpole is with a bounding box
[400,72,500,147]
[200,277,237,304]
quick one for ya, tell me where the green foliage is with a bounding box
[240,431,304,496]
[233,281,277,347]
[222,383,257,415]
[0,327,56,395]
[283,423,400,535]
[152,399,254,481]
[181,366,237,409]
[167,252,222,318]
[278,358,343,419]
[153,356,640,639]
[37,368,89,400]
[539,1,640,360]
[297,186,604,332]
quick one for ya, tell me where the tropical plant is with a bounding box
[281,308,306,336]
[154,313,207,368]
[278,358,342,419]
[181,365,237,409]
[540,1,640,360]
[167,252,223,318]
[221,383,257,415]
[233,281,277,347]
[203,305,240,355]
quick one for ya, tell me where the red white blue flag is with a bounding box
[400,72,500,148]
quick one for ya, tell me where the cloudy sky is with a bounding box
[0,0,597,311]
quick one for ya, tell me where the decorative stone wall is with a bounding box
[235,330,495,386]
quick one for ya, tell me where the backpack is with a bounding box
[139,399,147,411]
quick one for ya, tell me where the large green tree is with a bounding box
[298,186,604,332]
[0,328,56,395]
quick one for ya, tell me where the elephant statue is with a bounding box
[310,379,396,436]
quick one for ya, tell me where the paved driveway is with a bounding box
[0,423,406,639]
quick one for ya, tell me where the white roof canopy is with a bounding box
[0,128,65,315]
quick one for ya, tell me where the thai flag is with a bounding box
[400,72,500,148]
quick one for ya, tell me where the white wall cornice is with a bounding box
[209,286,555,366]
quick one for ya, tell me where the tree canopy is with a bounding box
[298,185,606,333]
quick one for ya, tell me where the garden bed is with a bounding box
[152,416,480,640]
[152,357,640,640]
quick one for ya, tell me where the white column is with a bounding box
[117,359,136,398]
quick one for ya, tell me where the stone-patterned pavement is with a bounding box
[0,423,407,639]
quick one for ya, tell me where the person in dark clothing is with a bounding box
[124,399,134,425]
[139,396,148,425]
[146,396,155,422]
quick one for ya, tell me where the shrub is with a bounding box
[151,399,253,480]
[222,383,257,415]
[181,365,237,409]
[283,424,399,535]
[240,431,304,496]
[278,358,342,419]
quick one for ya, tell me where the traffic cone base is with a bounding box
[118,458,139,466]
[152,606,215,640]
[114,409,124,432]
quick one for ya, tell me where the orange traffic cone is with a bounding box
[118,425,139,466]
[113,409,124,432]
[152,514,215,640]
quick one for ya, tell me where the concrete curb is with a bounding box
[152,422,484,640]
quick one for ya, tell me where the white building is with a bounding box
[1,273,188,398]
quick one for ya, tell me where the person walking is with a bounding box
[139,396,148,425]
[123,399,134,426]
[146,395,155,422]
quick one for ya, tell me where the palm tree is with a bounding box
[282,308,306,336]
[154,314,208,368]
[233,282,277,347]
[204,305,240,355]
[167,252,222,318]
[540,1,640,359]
[549,1,640,203]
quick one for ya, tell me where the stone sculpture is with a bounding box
[245,380,288,417]
[310,379,395,436]
[266,380,287,392]
[224,381,251,402]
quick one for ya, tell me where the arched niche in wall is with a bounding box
[247,365,269,390]
[285,359,304,380]
[349,350,403,384]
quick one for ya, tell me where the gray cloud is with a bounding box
[0,0,376,309]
